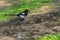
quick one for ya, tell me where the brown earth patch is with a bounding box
[0,5,60,40]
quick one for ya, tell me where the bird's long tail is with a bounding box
[4,14,17,16]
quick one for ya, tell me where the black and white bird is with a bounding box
[17,9,29,21]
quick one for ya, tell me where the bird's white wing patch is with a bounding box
[22,13,25,14]
[20,15,25,18]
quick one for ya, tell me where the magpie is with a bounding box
[17,9,29,21]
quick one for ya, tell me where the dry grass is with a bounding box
[0,0,12,6]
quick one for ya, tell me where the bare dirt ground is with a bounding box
[0,0,60,40]
[0,5,60,40]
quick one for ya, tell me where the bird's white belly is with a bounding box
[19,15,25,18]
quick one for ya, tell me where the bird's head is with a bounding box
[24,9,29,13]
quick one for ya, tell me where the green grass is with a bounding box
[35,33,60,40]
[0,0,52,21]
